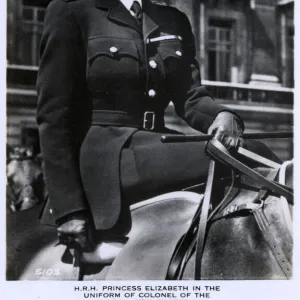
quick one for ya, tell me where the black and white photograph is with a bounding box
[4,0,297,295]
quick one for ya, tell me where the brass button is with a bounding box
[178,36,182,41]
[175,50,182,57]
[110,46,118,53]
[49,209,53,214]
[148,89,156,98]
[149,60,157,69]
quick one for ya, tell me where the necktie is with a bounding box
[131,1,143,28]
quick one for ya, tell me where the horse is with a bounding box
[6,146,48,212]
[6,137,293,280]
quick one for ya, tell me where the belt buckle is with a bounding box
[143,111,155,130]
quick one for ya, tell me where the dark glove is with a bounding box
[208,111,244,151]
[57,211,95,252]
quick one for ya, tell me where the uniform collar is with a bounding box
[94,0,159,39]
[120,0,142,11]
[102,0,142,32]
[142,0,159,39]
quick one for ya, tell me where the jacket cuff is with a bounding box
[215,109,245,132]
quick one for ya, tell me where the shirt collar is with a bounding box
[120,0,142,11]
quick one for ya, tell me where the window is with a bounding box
[207,19,234,82]
[280,5,294,88]
[286,24,294,87]
[20,5,46,66]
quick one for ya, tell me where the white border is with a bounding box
[1,0,299,299]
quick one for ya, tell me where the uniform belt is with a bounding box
[91,110,164,131]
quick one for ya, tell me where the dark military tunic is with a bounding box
[36,0,278,231]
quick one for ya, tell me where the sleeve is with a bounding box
[36,0,89,223]
[171,13,242,133]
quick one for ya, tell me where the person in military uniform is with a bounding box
[36,0,280,252]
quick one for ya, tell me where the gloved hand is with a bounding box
[208,111,244,151]
[57,211,95,252]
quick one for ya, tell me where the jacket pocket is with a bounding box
[87,37,140,92]
[88,37,139,65]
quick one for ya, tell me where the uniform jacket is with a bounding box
[36,0,233,230]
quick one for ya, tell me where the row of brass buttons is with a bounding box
[106,43,182,99]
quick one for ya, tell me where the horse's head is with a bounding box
[7,146,48,212]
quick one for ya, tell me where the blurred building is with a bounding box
[7,0,294,159]
[166,0,294,87]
